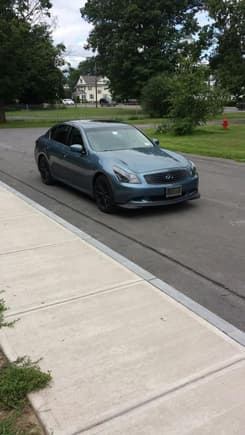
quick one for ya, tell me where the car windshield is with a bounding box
[85,126,153,152]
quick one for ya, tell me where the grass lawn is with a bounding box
[0,298,50,434]
[143,124,245,162]
[6,106,145,120]
[0,118,163,129]
[215,111,245,119]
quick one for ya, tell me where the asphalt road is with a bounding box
[0,128,245,331]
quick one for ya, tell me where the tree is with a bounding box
[18,26,65,104]
[0,0,65,122]
[78,57,98,76]
[207,0,245,98]
[0,1,29,121]
[81,0,205,99]
[167,60,225,134]
[141,74,171,117]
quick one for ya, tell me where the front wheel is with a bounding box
[38,156,54,185]
[94,175,116,213]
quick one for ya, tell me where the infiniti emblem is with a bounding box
[165,174,175,181]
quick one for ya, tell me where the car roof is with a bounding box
[61,120,132,130]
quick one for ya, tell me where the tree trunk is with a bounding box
[0,102,6,123]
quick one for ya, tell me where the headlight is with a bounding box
[113,166,140,184]
[189,161,198,177]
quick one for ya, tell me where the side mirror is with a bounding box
[152,138,160,147]
[70,144,86,154]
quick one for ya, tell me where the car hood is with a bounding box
[100,147,189,173]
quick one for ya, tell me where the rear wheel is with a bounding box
[38,156,54,185]
[94,175,116,213]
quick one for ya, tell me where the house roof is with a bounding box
[77,75,109,87]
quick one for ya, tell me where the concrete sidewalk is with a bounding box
[0,182,245,435]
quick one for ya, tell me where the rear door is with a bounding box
[48,124,71,179]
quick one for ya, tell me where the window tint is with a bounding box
[69,127,84,146]
[51,125,70,145]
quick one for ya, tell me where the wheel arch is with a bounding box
[92,171,110,195]
[37,152,49,166]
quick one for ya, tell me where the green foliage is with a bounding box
[0,357,51,410]
[207,0,245,97]
[168,61,225,135]
[0,415,19,435]
[0,409,42,434]
[0,0,65,121]
[18,25,65,104]
[81,0,205,99]
[144,124,245,161]
[0,298,16,329]
[141,74,171,117]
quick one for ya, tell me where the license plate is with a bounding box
[166,186,182,198]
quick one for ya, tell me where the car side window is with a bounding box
[51,125,70,145]
[69,127,84,147]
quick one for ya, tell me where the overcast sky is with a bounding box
[49,2,210,68]
[50,0,93,67]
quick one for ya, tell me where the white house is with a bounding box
[73,75,112,103]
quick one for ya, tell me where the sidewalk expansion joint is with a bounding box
[0,238,83,258]
[71,357,245,435]
[0,241,77,257]
[5,279,143,318]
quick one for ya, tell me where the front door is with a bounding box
[62,127,93,193]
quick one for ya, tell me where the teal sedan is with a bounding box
[35,120,200,213]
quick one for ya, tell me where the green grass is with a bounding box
[0,357,51,410]
[215,111,245,119]
[0,298,50,433]
[0,414,30,435]
[0,415,20,435]
[0,118,162,129]
[0,409,42,435]
[143,124,245,162]
[6,106,144,120]
[0,298,16,329]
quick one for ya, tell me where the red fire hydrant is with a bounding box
[222,119,229,129]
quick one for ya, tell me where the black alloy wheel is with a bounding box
[94,175,116,213]
[38,156,54,185]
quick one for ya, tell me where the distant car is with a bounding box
[62,99,75,105]
[99,98,116,107]
[34,120,200,213]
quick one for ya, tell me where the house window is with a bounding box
[98,90,101,94]
[89,94,94,99]
[88,86,92,90]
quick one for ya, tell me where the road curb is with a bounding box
[1,179,245,347]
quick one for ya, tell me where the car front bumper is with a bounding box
[113,176,200,208]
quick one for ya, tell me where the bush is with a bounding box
[168,61,225,135]
[141,74,171,117]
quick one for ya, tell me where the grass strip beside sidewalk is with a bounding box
[0,298,51,435]
[143,124,245,162]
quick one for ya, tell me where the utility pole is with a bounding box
[95,60,98,108]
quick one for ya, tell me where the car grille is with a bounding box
[144,169,189,184]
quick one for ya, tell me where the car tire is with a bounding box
[94,175,116,213]
[38,156,55,185]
